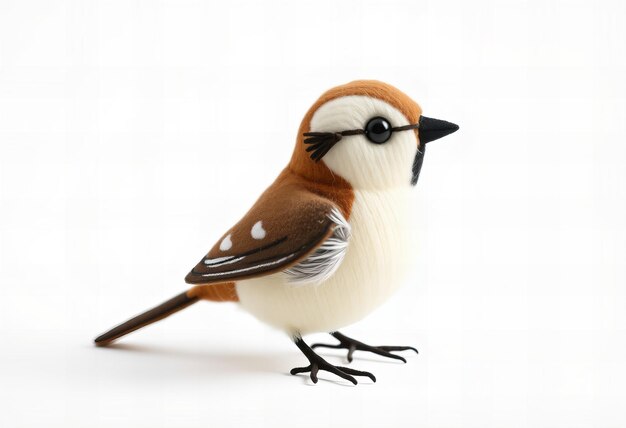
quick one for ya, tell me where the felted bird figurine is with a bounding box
[95,80,459,385]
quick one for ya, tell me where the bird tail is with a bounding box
[94,283,237,347]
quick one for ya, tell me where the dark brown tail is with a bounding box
[94,292,199,347]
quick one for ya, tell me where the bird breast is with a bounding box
[235,187,417,335]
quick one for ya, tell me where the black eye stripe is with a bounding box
[302,117,419,162]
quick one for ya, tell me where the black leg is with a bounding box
[312,331,418,363]
[290,336,376,385]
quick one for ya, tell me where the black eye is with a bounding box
[365,117,392,144]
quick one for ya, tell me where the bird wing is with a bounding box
[184,177,345,285]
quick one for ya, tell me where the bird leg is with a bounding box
[290,336,376,385]
[312,331,418,363]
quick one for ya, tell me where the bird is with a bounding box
[94,80,459,385]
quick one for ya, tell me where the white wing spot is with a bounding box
[219,234,232,251]
[251,221,266,240]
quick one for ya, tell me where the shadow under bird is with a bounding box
[95,80,459,385]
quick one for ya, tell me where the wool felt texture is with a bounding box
[94,80,459,382]
[284,207,351,285]
[187,282,239,302]
[206,83,429,334]
[288,80,423,187]
[185,81,424,289]
[235,186,416,334]
[95,292,198,346]
[303,122,420,162]
[184,169,351,285]
[306,95,420,191]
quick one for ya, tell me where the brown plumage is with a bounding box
[95,79,422,344]
[94,80,459,385]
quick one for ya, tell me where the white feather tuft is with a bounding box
[284,208,351,285]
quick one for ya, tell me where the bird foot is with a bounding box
[291,337,376,385]
[312,331,418,363]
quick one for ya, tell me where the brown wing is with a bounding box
[184,174,342,285]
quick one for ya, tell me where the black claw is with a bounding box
[369,348,406,363]
[292,337,374,385]
[310,364,319,383]
[337,366,377,383]
[290,366,311,375]
[310,332,418,364]
[325,365,358,385]
[378,345,419,354]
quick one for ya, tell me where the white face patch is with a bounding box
[251,221,266,240]
[219,234,233,251]
[309,95,418,190]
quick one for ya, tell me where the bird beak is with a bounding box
[410,116,459,186]
[418,116,459,144]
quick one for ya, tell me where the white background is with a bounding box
[1,0,625,427]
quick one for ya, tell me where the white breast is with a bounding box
[236,188,417,336]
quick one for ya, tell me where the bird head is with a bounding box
[289,80,458,190]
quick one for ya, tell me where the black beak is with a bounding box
[410,116,459,186]
[418,116,459,144]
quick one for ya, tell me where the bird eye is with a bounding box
[365,117,392,144]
